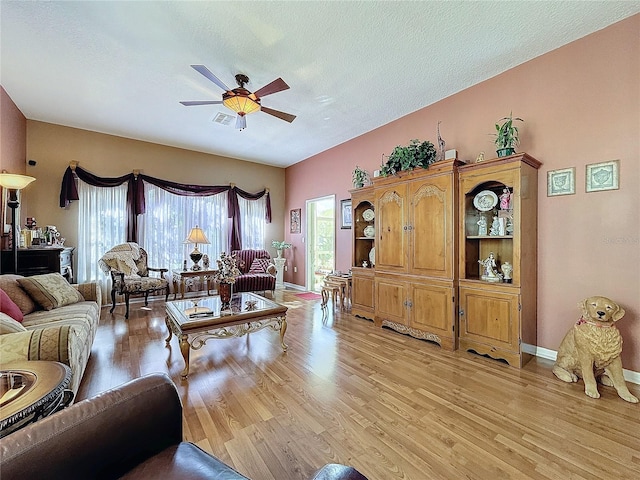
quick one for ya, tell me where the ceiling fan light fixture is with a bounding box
[222,90,261,116]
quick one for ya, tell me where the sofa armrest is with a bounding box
[0,373,182,479]
[74,281,102,310]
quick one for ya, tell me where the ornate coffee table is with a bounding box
[165,292,288,378]
[0,361,72,437]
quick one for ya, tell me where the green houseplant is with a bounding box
[380,139,437,176]
[352,166,370,188]
[493,112,524,157]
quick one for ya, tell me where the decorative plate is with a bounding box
[473,190,498,212]
[369,247,375,266]
[362,208,375,222]
[363,225,375,238]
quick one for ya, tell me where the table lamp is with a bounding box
[0,173,36,274]
[183,226,210,271]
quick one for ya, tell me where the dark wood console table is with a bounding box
[1,246,74,282]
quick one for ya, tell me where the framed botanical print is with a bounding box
[290,208,301,234]
[586,160,619,192]
[340,199,352,229]
[547,167,575,196]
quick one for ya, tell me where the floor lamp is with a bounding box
[0,173,36,274]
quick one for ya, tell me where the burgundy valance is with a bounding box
[59,166,271,248]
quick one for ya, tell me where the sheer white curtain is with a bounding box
[238,195,266,250]
[138,184,229,272]
[77,181,128,302]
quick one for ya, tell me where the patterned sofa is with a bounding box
[0,274,101,396]
[231,249,277,295]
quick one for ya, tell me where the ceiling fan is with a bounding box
[180,65,296,130]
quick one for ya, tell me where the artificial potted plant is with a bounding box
[271,240,292,258]
[352,166,370,188]
[380,139,437,176]
[493,112,524,158]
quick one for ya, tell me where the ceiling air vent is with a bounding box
[211,112,235,126]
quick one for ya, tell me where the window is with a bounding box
[238,195,266,250]
[138,184,229,270]
[77,182,127,301]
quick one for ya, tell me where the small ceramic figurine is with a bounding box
[476,152,485,163]
[501,262,513,283]
[479,252,501,282]
[489,216,500,236]
[202,254,210,269]
[477,215,488,236]
[499,188,512,210]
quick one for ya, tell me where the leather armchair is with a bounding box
[0,373,368,480]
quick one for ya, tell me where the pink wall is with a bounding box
[285,15,640,372]
[0,86,27,174]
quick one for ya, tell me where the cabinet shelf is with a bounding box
[355,237,375,240]
[466,235,513,240]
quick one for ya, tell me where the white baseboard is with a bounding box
[523,343,640,385]
[282,282,306,291]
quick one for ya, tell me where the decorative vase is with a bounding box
[218,282,232,306]
[277,249,283,258]
[496,147,515,158]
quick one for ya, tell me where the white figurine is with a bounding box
[477,215,488,236]
[489,216,500,236]
[479,252,501,282]
[501,262,513,283]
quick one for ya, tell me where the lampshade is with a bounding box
[0,173,36,190]
[222,90,261,116]
[184,226,210,245]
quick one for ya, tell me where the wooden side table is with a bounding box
[171,269,218,299]
[0,361,72,438]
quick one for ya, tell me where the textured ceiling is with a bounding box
[1,1,638,168]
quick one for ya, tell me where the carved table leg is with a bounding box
[280,317,288,352]
[164,315,173,344]
[179,333,191,379]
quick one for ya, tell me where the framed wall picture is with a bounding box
[340,199,352,229]
[586,160,620,192]
[290,208,301,234]
[547,167,575,196]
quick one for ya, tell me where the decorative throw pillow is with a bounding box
[0,274,37,315]
[0,288,24,322]
[249,258,270,274]
[266,264,277,275]
[0,312,27,334]
[17,273,85,311]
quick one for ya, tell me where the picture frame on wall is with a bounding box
[547,167,575,196]
[586,160,620,193]
[340,199,352,229]
[290,208,301,234]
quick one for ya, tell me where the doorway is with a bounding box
[305,195,335,292]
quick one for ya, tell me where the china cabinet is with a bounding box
[350,186,376,319]
[457,153,541,367]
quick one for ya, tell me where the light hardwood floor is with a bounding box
[78,290,640,480]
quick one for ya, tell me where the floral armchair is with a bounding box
[100,243,169,319]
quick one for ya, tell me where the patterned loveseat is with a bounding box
[231,249,277,295]
[0,274,101,396]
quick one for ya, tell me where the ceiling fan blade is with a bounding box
[236,115,247,130]
[254,78,290,98]
[180,100,224,106]
[190,65,231,91]
[261,106,296,123]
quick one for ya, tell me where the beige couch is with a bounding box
[0,274,101,396]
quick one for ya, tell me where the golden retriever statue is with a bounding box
[553,296,637,403]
